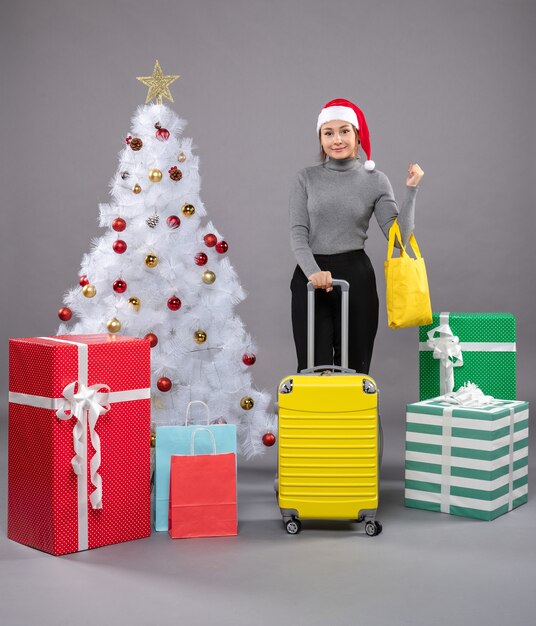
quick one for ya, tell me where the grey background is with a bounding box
[1,1,535,625]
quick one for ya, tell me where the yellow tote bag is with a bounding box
[384,220,432,329]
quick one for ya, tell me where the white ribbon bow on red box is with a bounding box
[57,381,111,510]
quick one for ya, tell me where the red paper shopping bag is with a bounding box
[168,428,237,539]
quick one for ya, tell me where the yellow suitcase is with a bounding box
[277,280,382,536]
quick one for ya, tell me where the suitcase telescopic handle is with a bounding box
[306,279,350,370]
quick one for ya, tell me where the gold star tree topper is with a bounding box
[137,60,180,105]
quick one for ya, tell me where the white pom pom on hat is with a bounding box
[317,98,375,171]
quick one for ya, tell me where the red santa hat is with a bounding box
[317,98,375,171]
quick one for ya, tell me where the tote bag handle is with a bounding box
[387,220,423,260]
[184,400,210,426]
[189,428,217,455]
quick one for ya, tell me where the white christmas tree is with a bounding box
[57,61,276,457]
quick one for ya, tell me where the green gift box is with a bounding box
[405,397,529,521]
[419,312,516,401]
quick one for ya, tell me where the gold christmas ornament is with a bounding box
[128,296,141,310]
[182,203,195,217]
[107,317,121,333]
[240,396,254,411]
[148,168,163,183]
[136,60,180,105]
[178,152,187,163]
[202,270,216,285]
[82,284,97,298]
[194,329,207,344]
[145,253,158,268]
[132,184,142,194]
[150,432,156,448]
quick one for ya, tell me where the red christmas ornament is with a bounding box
[242,353,257,366]
[157,377,172,392]
[155,123,170,141]
[58,307,72,321]
[204,233,217,248]
[262,433,276,447]
[113,240,127,254]
[167,295,182,311]
[144,332,158,348]
[195,252,208,266]
[215,240,229,254]
[79,275,89,287]
[112,217,126,232]
[166,215,181,229]
[113,279,127,293]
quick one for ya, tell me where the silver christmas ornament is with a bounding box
[146,213,160,228]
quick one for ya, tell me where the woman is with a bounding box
[289,98,423,374]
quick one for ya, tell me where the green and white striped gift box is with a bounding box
[405,397,529,520]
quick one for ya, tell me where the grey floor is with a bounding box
[1,418,535,626]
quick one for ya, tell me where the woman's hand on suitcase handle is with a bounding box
[309,271,333,292]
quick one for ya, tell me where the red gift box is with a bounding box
[8,334,151,555]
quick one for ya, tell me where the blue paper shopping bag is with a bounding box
[154,401,237,531]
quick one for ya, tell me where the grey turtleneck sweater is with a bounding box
[289,157,418,278]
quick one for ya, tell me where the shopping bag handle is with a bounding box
[185,400,210,426]
[387,220,422,261]
[190,427,217,455]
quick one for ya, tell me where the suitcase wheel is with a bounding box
[285,518,301,535]
[365,521,382,537]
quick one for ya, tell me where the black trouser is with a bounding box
[291,250,379,374]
